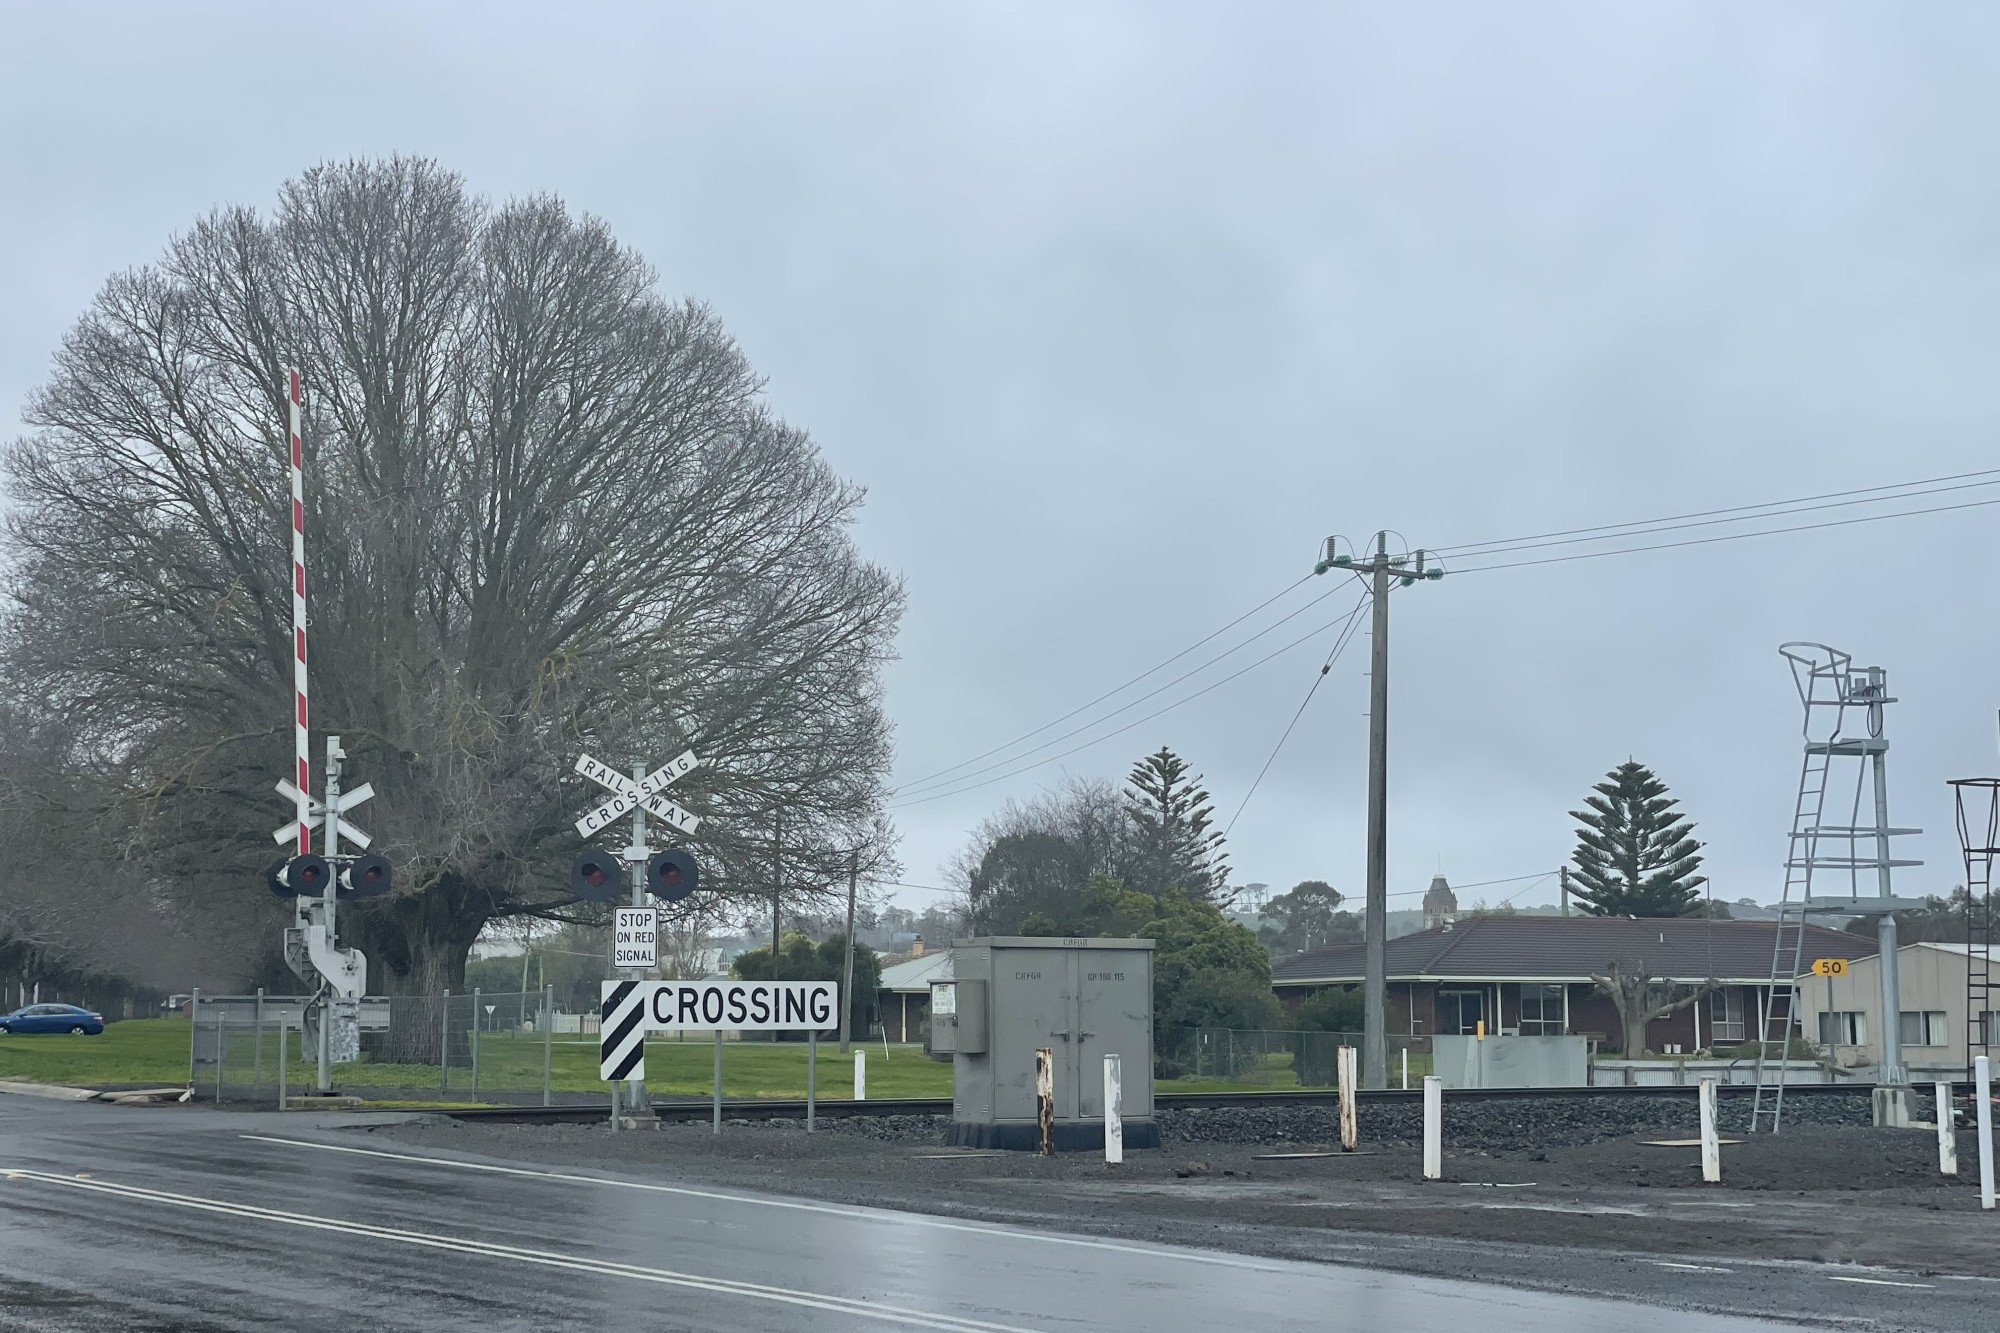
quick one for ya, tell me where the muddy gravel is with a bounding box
[367,1089,2000,1283]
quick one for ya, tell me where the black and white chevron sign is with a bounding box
[600,979,647,1081]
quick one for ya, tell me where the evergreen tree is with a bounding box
[1122,747,1229,901]
[1568,761,1706,917]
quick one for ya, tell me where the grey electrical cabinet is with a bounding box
[939,936,1159,1151]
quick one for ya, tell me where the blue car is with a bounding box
[0,1004,104,1035]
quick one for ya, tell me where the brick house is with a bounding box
[1270,915,1873,1053]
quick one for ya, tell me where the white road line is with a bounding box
[0,1169,1037,1333]
[1825,1276,1933,1289]
[1651,1262,1733,1274]
[239,1134,1291,1273]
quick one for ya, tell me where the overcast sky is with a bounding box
[5,3,1998,918]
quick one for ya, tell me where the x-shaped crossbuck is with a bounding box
[573,751,702,839]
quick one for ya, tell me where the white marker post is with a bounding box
[1699,1077,1721,1184]
[1104,1053,1123,1165]
[1400,1046,1408,1091]
[1977,1056,1995,1210]
[854,1048,866,1101]
[1337,1044,1359,1153]
[1936,1082,1958,1177]
[1422,1075,1442,1180]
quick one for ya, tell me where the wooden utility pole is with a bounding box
[1315,531,1442,1090]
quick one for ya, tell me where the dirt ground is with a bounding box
[374,1114,2000,1278]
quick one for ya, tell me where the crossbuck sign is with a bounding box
[573,751,702,839]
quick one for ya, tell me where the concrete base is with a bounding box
[948,1119,1161,1152]
[1872,1085,1912,1128]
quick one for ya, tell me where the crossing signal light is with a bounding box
[281,853,333,897]
[266,859,294,898]
[572,848,622,902]
[645,848,699,903]
[340,853,393,900]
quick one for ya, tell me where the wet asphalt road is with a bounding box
[0,1096,1938,1332]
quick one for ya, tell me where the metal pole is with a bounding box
[254,988,265,1095]
[440,987,450,1097]
[807,1027,817,1133]
[278,1019,287,1111]
[771,810,782,968]
[1559,865,1570,917]
[188,987,200,1093]
[317,736,343,1095]
[543,984,554,1108]
[712,1031,723,1135]
[471,986,481,1102]
[626,761,649,1113]
[839,850,858,1055]
[215,1005,226,1104]
[1362,533,1391,1090]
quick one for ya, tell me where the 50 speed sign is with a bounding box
[1810,958,1848,977]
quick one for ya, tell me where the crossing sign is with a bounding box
[272,779,374,849]
[615,908,657,969]
[573,752,701,838]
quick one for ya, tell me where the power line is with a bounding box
[890,578,1357,801]
[1431,466,2000,559]
[1223,598,1370,835]
[1432,475,2000,563]
[888,574,1315,794]
[1447,492,2000,574]
[889,592,1373,809]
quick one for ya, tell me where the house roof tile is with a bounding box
[1269,915,1874,986]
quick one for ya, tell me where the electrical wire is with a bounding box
[889,592,1373,809]
[1223,597,1370,835]
[1446,492,2000,574]
[888,573,1315,794]
[890,578,1357,801]
[1430,466,2000,559]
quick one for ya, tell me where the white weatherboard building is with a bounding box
[1802,941,1991,1079]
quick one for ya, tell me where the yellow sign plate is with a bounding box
[1810,958,1848,977]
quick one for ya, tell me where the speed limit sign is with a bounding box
[1810,958,1848,977]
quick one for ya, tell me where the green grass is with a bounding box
[0,1019,954,1101]
[0,1018,197,1086]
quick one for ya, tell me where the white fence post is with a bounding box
[1699,1077,1721,1183]
[1104,1053,1123,1165]
[1937,1082,1958,1177]
[1977,1056,1995,1210]
[1422,1075,1442,1180]
[854,1048,866,1102]
[1337,1044,1358,1152]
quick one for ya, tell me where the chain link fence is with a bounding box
[1156,1027,1433,1087]
[190,987,607,1108]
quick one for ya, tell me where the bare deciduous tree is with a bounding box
[1589,960,1717,1057]
[4,158,903,995]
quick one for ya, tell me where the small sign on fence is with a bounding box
[614,908,657,969]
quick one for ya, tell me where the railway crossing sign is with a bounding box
[573,751,702,838]
[272,779,374,849]
[599,979,838,1080]
[614,908,658,969]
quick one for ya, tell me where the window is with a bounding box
[1899,1011,1947,1047]
[1819,1011,1867,1046]
[1519,984,1566,1036]
[1708,990,1745,1043]
[1436,989,1485,1036]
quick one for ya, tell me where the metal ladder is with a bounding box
[1752,739,1830,1132]
[1953,780,2000,1081]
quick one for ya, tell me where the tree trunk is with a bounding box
[342,875,491,1063]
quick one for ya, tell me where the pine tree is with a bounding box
[1122,747,1230,901]
[1568,761,1706,917]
